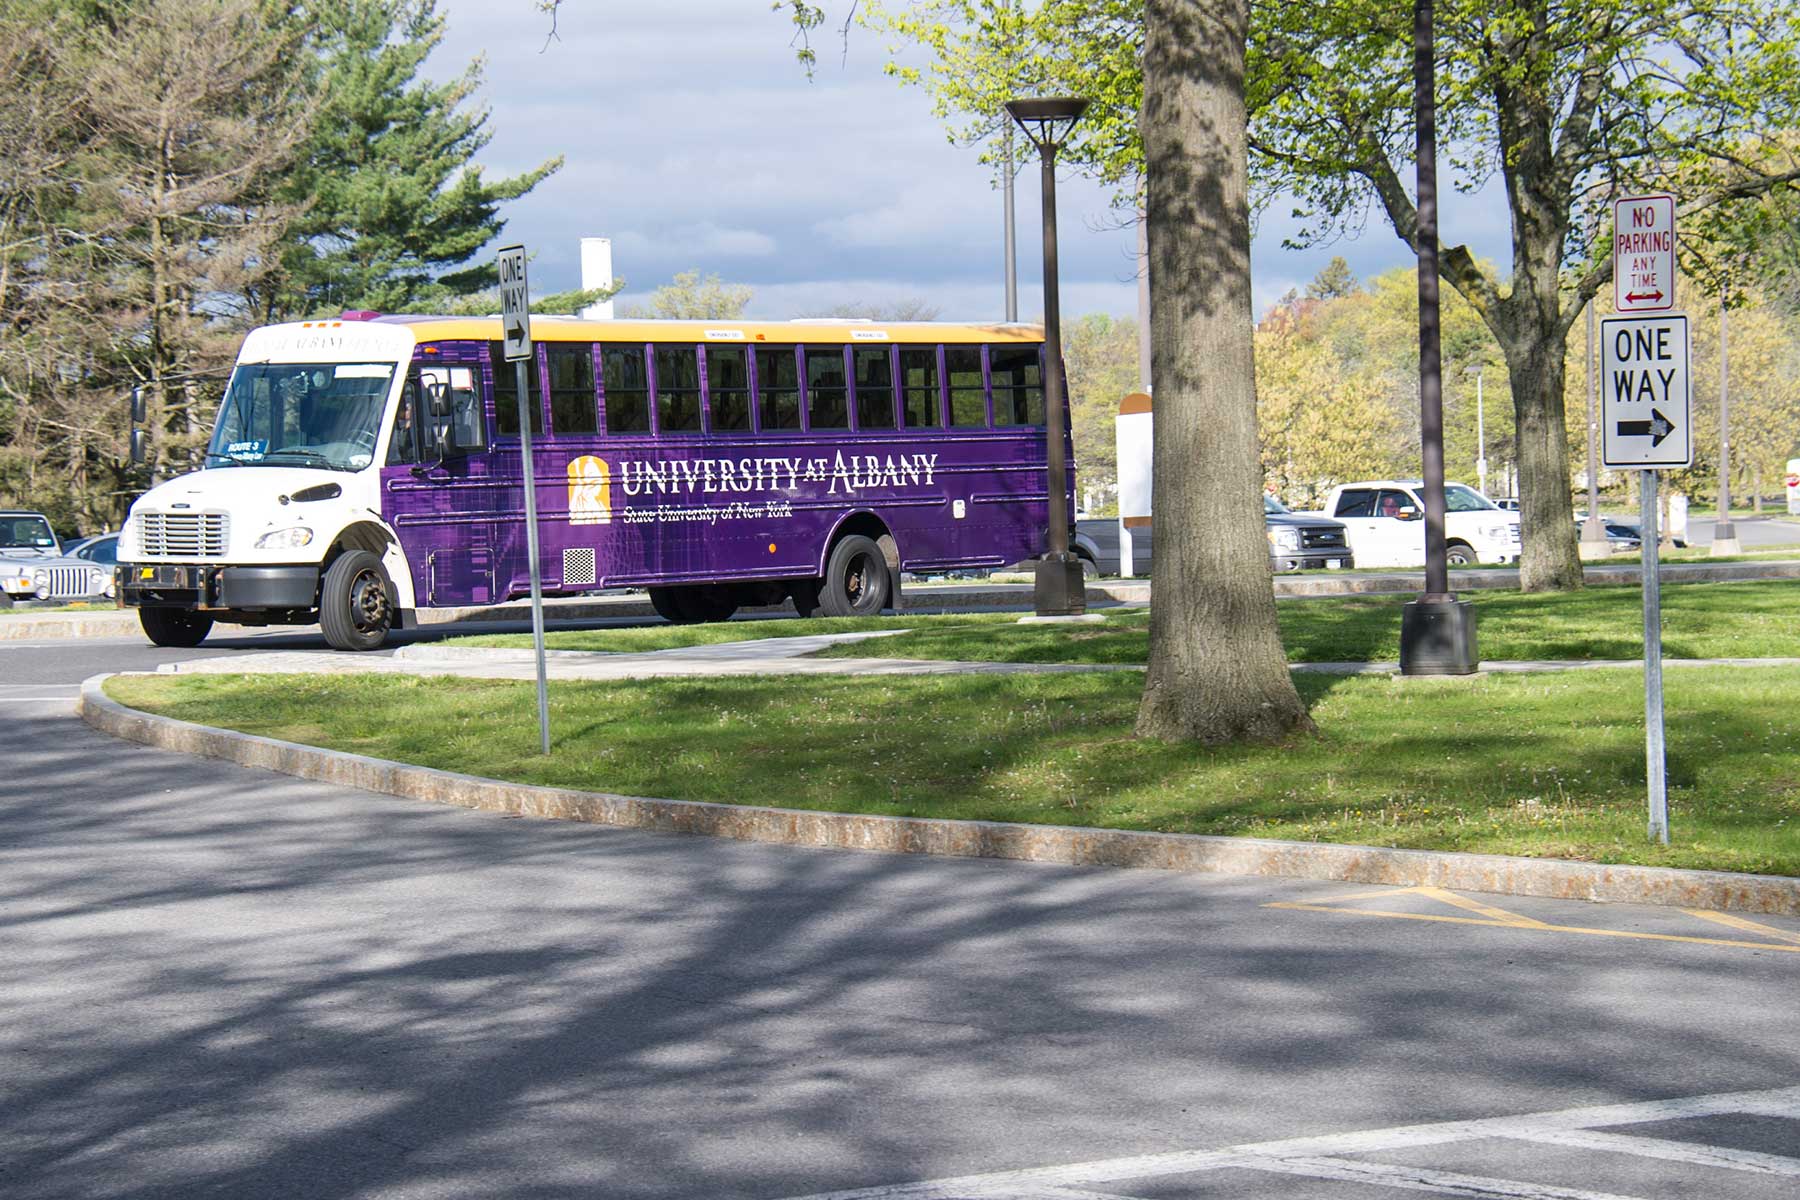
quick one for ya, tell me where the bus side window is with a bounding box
[387,376,420,464]
[947,345,987,427]
[655,344,702,434]
[444,366,485,452]
[854,347,896,430]
[805,345,848,430]
[756,346,801,431]
[602,346,650,433]
[988,344,1044,427]
[900,346,941,428]
[548,345,597,435]
[707,346,751,432]
[490,342,543,436]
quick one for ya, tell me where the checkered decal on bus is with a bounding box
[563,547,596,586]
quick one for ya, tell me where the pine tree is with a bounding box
[269,0,560,318]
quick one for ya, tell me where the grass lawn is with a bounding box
[459,580,1800,664]
[107,666,1800,876]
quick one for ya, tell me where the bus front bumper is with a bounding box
[118,563,320,612]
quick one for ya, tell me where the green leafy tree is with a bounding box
[868,1,1800,592]
[1305,255,1359,300]
[1062,311,1139,512]
[620,271,753,320]
[270,0,561,318]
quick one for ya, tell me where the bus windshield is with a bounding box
[207,362,398,471]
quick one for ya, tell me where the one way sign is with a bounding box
[1601,312,1691,469]
[497,243,532,362]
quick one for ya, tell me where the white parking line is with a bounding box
[1506,1128,1800,1176]
[1239,1154,1647,1199]
[775,1085,1800,1200]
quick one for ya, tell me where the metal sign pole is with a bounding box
[498,243,550,755]
[1641,468,1669,843]
[517,358,551,756]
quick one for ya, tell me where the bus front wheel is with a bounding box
[821,535,890,617]
[140,606,213,648]
[319,550,394,651]
[648,586,689,624]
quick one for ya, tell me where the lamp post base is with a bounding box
[1033,554,1088,617]
[1399,598,1479,675]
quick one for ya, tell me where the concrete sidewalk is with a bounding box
[143,629,1800,683]
[15,557,1800,641]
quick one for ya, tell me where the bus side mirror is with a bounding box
[130,428,147,465]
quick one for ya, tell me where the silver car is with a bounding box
[0,511,114,605]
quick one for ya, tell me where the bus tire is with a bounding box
[684,585,738,624]
[789,580,822,618]
[648,586,690,624]
[319,550,394,651]
[140,606,213,648]
[821,534,890,617]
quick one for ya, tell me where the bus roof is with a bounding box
[357,314,1045,345]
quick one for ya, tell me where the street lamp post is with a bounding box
[1006,96,1089,617]
[1399,0,1477,675]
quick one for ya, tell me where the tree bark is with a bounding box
[1136,0,1312,744]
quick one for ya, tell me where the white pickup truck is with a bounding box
[1298,480,1521,567]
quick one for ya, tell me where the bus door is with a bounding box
[381,356,497,607]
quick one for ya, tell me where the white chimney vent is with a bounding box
[579,237,615,319]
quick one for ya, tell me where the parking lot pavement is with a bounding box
[776,1084,1800,1199]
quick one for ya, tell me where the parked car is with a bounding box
[1296,480,1521,567]
[1071,497,1354,576]
[66,531,122,566]
[1577,517,1683,551]
[1493,497,1520,511]
[0,511,115,606]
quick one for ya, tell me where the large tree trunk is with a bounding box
[1136,0,1312,744]
[1495,272,1583,591]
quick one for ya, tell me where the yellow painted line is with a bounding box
[1313,885,1431,904]
[1415,885,1554,928]
[1265,901,1800,954]
[1682,908,1800,946]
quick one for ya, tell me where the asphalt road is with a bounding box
[3,638,1799,1199]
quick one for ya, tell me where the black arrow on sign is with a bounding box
[1617,407,1675,446]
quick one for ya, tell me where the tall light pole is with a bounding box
[1003,124,1018,321]
[1399,0,1477,675]
[1581,288,1609,553]
[1007,96,1088,617]
[1713,276,1742,554]
[1475,368,1487,497]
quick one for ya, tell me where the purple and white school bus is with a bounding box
[117,314,1071,650]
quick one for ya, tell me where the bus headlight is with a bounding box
[254,526,314,550]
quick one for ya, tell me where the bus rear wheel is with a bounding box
[320,550,394,651]
[140,606,213,648]
[648,585,738,625]
[821,534,890,617]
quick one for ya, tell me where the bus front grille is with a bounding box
[136,511,229,558]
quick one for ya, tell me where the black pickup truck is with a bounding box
[1072,496,1353,576]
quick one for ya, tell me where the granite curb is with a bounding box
[81,673,1800,917]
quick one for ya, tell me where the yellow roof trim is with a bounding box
[378,316,1044,345]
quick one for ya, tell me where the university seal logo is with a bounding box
[567,456,612,525]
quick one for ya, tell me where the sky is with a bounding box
[429,1,1514,323]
